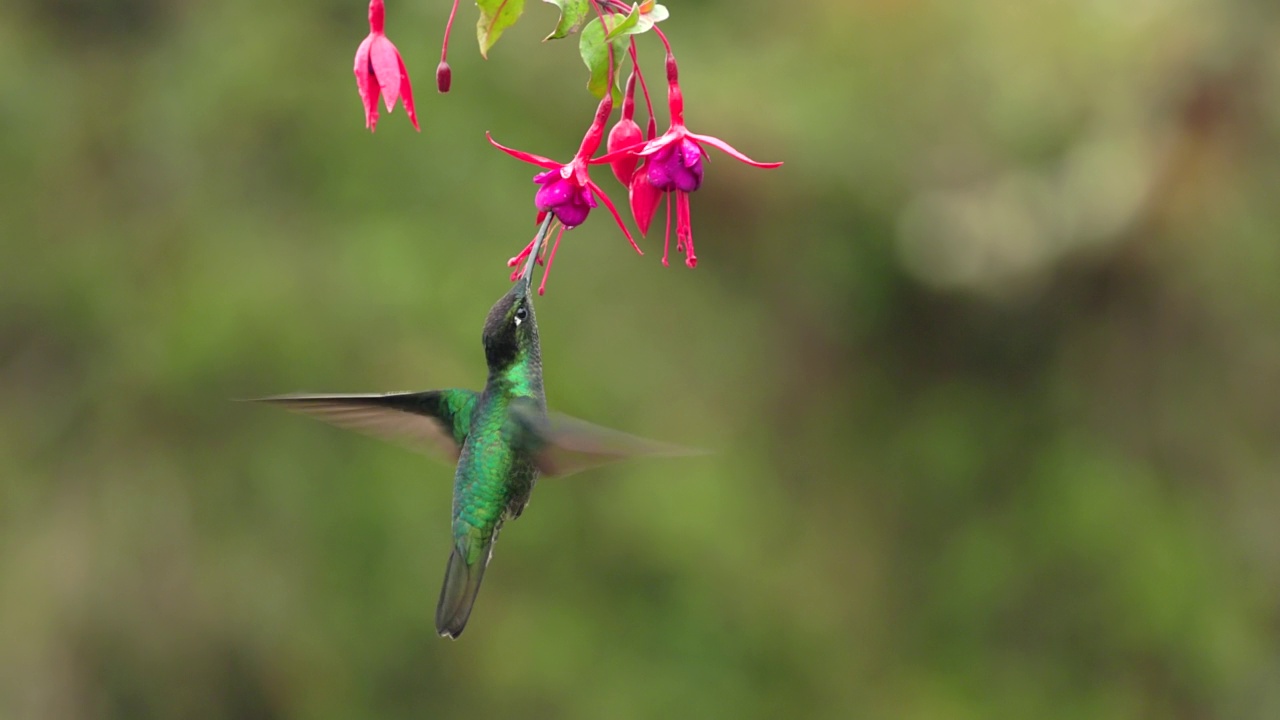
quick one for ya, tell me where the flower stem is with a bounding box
[628,39,656,134]
[440,0,459,62]
[652,25,673,54]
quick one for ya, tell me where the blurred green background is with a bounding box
[3,0,1280,718]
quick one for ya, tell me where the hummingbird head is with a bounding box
[483,217,550,372]
[481,281,538,371]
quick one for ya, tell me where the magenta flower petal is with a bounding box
[553,200,591,228]
[535,176,575,210]
[647,149,673,190]
[531,169,596,228]
[648,140,702,193]
[679,138,703,169]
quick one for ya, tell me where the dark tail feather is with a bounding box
[435,542,490,639]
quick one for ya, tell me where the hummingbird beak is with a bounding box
[516,216,556,297]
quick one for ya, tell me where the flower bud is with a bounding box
[606,118,643,185]
[436,61,452,93]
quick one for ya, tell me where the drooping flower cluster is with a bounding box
[488,94,642,294]
[488,13,780,286]
[347,0,781,290]
[599,45,782,268]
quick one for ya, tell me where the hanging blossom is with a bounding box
[488,93,642,292]
[353,0,419,132]
[598,45,782,267]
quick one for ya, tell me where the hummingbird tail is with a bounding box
[435,540,492,639]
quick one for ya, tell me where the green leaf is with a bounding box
[603,4,641,41]
[542,0,589,41]
[477,0,526,58]
[578,14,631,99]
[603,3,670,41]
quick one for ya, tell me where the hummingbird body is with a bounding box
[250,218,695,639]
[436,280,548,636]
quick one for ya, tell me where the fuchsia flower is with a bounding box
[599,51,782,267]
[488,95,640,250]
[353,0,419,132]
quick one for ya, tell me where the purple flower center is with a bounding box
[534,170,596,228]
[647,136,704,193]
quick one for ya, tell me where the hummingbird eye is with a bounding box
[514,305,528,326]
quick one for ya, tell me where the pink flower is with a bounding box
[598,51,781,267]
[488,95,640,251]
[353,0,419,132]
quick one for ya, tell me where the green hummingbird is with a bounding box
[250,219,692,639]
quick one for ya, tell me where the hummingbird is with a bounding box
[249,218,692,639]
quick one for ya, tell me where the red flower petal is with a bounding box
[369,35,402,111]
[353,35,373,75]
[485,132,562,170]
[353,37,380,130]
[397,53,419,131]
[355,71,380,129]
[688,133,782,169]
[629,170,662,236]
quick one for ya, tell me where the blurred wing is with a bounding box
[246,390,479,463]
[508,400,706,477]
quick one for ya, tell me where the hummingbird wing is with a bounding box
[507,399,705,478]
[246,390,479,462]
